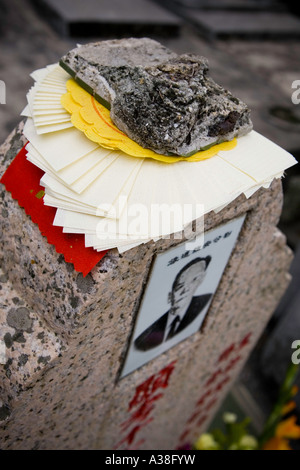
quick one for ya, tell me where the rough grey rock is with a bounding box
[60,37,253,156]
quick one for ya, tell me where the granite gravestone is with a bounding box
[0,122,293,450]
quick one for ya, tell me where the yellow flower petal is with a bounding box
[61,79,237,164]
[194,433,219,450]
[281,401,297,416]
[223,412,237,424]
[263,437,292,451]
[276,416,300,440]
[239,435,258,450]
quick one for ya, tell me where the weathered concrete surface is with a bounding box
[0,122,293,449]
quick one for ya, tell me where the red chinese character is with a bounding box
[197,415,208,427]
[205,369,222,387]
[224,355,242,374]
[179,429,190,443]
[195,388,213,407]
[215,376,231,392]
[218,343,236,363]
[116,419,153,448]
[121,399,158,431]
[187,409,203,425]
[124,438,146,451]
[129,375,155,410]
[119,361,177,448]
[206,397,218,411]
[196,394,206,407]
[239,333,252,349]
[152,361,177,392]
[129,361,176,411]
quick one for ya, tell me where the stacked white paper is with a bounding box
[22,65,297,253]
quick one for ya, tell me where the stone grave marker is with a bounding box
[0,121,295,450]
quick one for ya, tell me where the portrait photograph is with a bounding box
[121,215,246,378]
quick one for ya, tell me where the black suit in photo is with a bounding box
[134,293,212,352]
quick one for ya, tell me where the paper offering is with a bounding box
[3,57,298,261]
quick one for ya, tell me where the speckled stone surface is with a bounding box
[0,266,64,393]
[0,122,293,449]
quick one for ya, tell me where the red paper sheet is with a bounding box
[0,144,107,276]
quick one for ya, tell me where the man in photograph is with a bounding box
[134,256,212,351]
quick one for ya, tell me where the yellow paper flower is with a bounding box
[61,79,237,164]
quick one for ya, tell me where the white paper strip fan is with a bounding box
[22,65,297,253]
[27,64,72,134]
